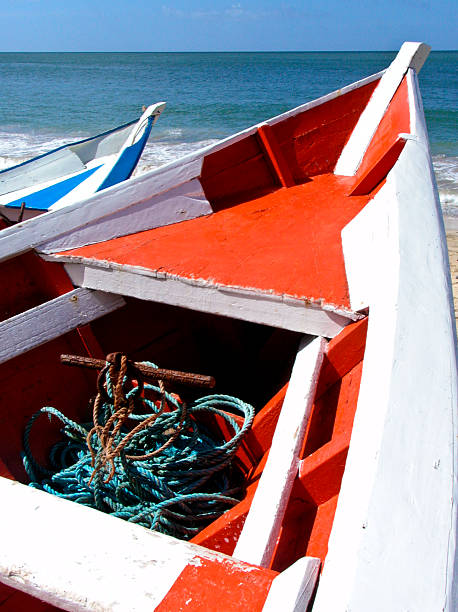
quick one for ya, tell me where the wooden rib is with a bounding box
[256,124,295,188]
[233,336,327,568]
[0,288,125,365]
[349,135,408,196]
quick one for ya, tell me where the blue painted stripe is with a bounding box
[97,117,154,192]
[5,165,102,211]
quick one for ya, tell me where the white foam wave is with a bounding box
[432,155,458,216]
[0,130,81,170]
[133,138,220,175]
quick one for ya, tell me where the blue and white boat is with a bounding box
[0,102,166,223]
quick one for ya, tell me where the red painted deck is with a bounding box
[56,173,372,310]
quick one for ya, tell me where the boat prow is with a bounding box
[0,101,166,223]
[0,43,456,611]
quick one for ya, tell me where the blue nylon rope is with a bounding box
[22,361,255,540]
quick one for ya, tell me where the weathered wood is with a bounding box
[262,556,321,612]
[233,336,327,567]
[60,353,216,388]
[0,479,277,611]
[0,288,125,364]
[62,260,357,338]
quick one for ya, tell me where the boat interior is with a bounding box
[0,242,367,610]
[49,72,411,323]
[0,64,416,609]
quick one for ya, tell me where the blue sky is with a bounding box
[1,0,456,52]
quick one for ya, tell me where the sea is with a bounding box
[0,51,456,217]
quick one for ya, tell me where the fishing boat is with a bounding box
[0,42,456,611]
[0,102,166,223]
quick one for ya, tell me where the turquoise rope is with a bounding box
[22,362,255,540]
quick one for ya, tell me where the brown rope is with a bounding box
[86,353,185,483]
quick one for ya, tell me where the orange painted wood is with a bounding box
[350,135,407,195]
[201,134,276,211]
[355,76,410,180]
[304,493,340,562]
[0,456,15,480]
[199,79,379,211]
[0,252,101,479]
[0,251,73,324]
[155,555,277,612]
[242,383,287,460]
[194,320,366,565]
[316,316,368,398]
[191,496,252,555]
[256,124,295,188]
[0,253,49,322]
[0,336,97,480]
[272,79,380,181]
[303,359,364,457]
[76,324,106,359]
[58,173,372,310]
[258,318,366,571]
[299,434,349,505]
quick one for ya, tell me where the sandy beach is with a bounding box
[445,221,458,332]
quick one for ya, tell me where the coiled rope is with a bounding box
[23,354,255,540]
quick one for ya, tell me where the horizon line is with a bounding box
[0,48,457,54]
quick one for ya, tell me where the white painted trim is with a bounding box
[0,156,208,263]
[125,101,166,147]
[262,556,321,612]
[0,478,270,610]
[234,336,326,566]
[56,260,360,337]
[334,42,430,176]
[0,288,125,365]
[38,178,212,255]
[315,98,458,609]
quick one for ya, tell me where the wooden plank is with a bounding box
[233,336,327,567]
[349,135,408,196]
[62,261,357,337]
[335,42,430,176]
[0,288,125,364]
[262,556,321,612]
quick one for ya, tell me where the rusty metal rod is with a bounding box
[60,354,215,388]
[17,202,27,223]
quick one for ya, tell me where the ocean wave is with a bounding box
[432,154,458,215]
[0,130,81,168]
